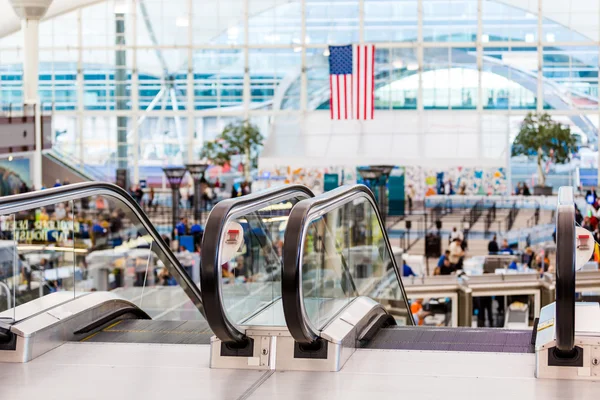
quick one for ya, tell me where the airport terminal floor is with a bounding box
[4,0,600,397]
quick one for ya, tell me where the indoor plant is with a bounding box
[199,120,264,184]
[511,112,577,195]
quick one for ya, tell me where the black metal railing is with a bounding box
[463,199,483,229]
[484,203,496,235]
[505,201,519,231]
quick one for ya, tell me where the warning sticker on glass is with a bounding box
[220,221,245,261]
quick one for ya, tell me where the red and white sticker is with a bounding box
[576,226,594,270]
[220,221,245,262]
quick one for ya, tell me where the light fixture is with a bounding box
[525,33,535,43]
[407,63,418,71]
[546,33,555,42]
[114,1,128,14]
[176,16,189,27]
[293,46,302,53]
[481,34,489,43]
[8,156,13,161]
[323,48,330,57]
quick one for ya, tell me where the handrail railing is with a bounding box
[505,201,519,231]
[555,186,576,354]
[282,184,413,345]
[0,182,205,320]
[200,184,314,345]
[484,203,496,235]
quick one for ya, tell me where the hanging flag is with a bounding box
[594,242,600,262]
[328,44,375,120]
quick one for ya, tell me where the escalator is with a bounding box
[274,184,592,374]
[0,182,212,359]
[199,184,313,362]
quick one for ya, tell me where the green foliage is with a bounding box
[199,120,264,171]
[511,112,577,164]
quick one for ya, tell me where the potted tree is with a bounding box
[511,112,577,196]
[200,120,264,188]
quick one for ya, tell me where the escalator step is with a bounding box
[362,326,534,353]
[81,320,213,345]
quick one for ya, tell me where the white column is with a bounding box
[536,0,543,112]
[417,0,423,111]
[22,18,42,190]
[187,0,194,163]
[77,8,84,171]
[131,0,140,184]
[242,0,250,120]
[22,19,39,103]
[300,0,307,112]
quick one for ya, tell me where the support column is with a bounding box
[23,19,42,190]
[115,12,128,177]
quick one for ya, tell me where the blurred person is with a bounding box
[522,183,531,196]
[63,178,70,185]
[180,184,189,208]
[19,182,28,193]
[231,184,240,198]
[148,187,155,209]
[450,226,463,243]
[241,182,251,195]
[38,207,50,222]
[523,247,535,269]
[233,255,249,282]
[410,299,430,326]
[583,217,593,231]
[54,203,67,220]
[53,179,61,188]
[406,184,415,215]
[500,239,513,254]
[402,260,416,277]
[178,245,194,278]
[439,256,455,275]
[488,235,499,254]
[134,185,144,205]
[437,250,450,269]
[176,217,188,236]
[448,238,465,270]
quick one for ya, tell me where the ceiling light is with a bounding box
[176,17,189,27]
[546,33,555,42]
[481,34,489,43]
[525,33,535,43]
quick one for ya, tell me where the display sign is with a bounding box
[388,167,405,216]
[324,173,339,192]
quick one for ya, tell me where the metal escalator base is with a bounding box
[81,320,213,345]
[362,326,535,353]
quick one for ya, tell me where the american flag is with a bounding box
[329,44,375,120]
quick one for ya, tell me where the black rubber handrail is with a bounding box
[282,184,413,345]
[200,184,314,345]
[555,186,576,353]
[0,182,206,319]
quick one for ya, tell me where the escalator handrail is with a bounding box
[200,184,315,345]
[0,182,206,319]
[555,186,576,352]
[282,184,413,345]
